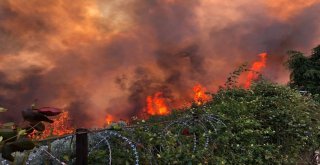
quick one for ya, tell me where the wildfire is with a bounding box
[244,53,267,88]
[105,114,114,125]
[30,111,74,139]
[144,85,211,116]
[145,92,170,115]
[43,111,73,137]
[193,84,210,105]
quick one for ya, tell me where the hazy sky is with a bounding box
[0,0,319,126]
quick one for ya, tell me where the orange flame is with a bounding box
[43,111,73,137]
[245,53,268,88]
[145,92,169,115]
[30,111,74,139]
[193,84,210,105]
[105,114,114,125]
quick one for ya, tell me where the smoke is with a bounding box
[0,0,319,127]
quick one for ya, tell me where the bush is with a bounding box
[9,81,319,164]
[85,80,320,164]
[209,81,320,164]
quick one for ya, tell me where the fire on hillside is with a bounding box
[0,0,319,132]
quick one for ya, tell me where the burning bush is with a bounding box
[85,80,320,164]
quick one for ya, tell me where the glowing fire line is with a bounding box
[245,53,267,88]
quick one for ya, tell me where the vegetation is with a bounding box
[84,80,320,164]
[2,46,320,164]
[0,107,35,162]
[210,81,320,164]
[287,45,320,96]
[0,106,61,162]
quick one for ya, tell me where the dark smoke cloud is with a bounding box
[0,0,319,127]
[66,99,93,127]
[207,2,320,82]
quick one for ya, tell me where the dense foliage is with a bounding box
[2,72,320,164]
[0,106,61,162]
[210,81,320,164]
[0,107,35,162]
[114,81,320,164]
[83,80,320,164]
[287,45,320,95]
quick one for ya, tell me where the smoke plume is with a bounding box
[0,0,319,127]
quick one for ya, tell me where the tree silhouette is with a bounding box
[287,45,320,95]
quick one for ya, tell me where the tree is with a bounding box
[210,80,320,164]
[287,45,320,95]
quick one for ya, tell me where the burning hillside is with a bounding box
[0,0,320,127]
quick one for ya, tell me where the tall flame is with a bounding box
[245,53,268,88]
[145,92,169,115]
[193,84,210,105]
[30,111,74,139]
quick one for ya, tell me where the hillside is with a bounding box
[4,80,319,165]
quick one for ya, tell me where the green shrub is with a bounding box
[209,81,320,164]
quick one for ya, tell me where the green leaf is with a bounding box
[0,128,17,142]
[17,129,27,139]
[2,144,14,161]
[63,155,70,161]
[18,130,27,136]
[1,138,35,161]
[22,126,34,135]
[31,103,36,109]
[9,138,35,151]
[110,124,122,130]
[0,107,8,112]
[2,122,15,128]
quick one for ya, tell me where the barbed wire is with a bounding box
[2,122,42,143]
[37,113,219,143]
[2,113,225,164]
[89,134,112,165]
